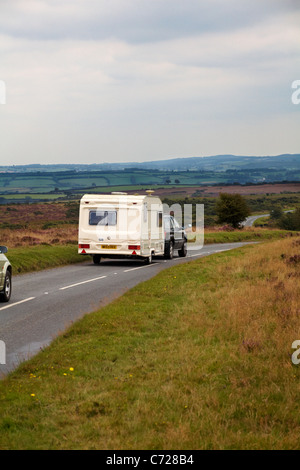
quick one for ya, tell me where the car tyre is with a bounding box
[165,241,174,259]
[0,271,11,302]
[145,252,153,264]
[178,241,187,257]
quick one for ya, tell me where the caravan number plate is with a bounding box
[101,245,117,249]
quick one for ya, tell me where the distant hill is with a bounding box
[1,154,299,173]
[121,154,300,171]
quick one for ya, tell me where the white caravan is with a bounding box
[78,192,165,264]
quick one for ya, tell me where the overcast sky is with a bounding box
[0,0,299,165]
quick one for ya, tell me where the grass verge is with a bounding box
[0,236,300,449]
[252,216,270,227]
[203,228,299,244]
[9,244,86,275]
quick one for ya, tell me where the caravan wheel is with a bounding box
[93,254,101,265]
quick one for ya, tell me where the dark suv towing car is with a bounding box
[163,215,187,259]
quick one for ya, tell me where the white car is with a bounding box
[0,245,12,302]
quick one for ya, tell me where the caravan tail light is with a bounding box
[128,245,140,250]
[79,244,90,249]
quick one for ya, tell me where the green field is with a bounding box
[0,194,63,201]
[0,170,220,194]
[0,169,243,195]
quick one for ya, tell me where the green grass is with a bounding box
[253,216,270,227]
[203,229,299,244]
[1,236,300,449]
[9,245,86,274]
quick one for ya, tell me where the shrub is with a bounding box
[278,208,300,231]
[215,193,251,229]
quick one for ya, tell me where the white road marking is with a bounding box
[123,264,157,273]
[0,297,36,311]
[188,253,204,258]
[59,276,107,291]
[187,248,234,258]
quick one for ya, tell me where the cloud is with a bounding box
[0,0,299,164]
[1,0,299,43]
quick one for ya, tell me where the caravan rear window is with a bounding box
[89,210,117,226]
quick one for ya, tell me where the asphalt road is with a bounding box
[242,214,270,227]
[242,210,294,227]
[0,242,252,376]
